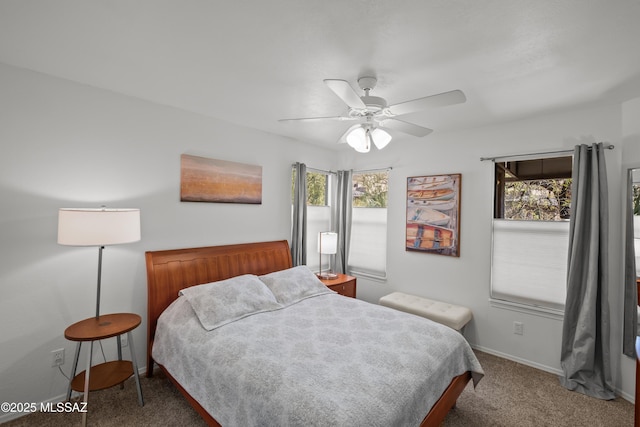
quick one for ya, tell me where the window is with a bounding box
[491,156,572,311]
[349,170,389,278]
[305,171,329,206]
[291,169,329,206]
[291,168,332,272]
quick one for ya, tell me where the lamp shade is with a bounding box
[345,125,392,152]
[318,231,338,255]
[58,208,141,246]
[346,127,370,153]
[371,128,392,150]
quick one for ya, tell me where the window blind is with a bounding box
[306,206,331,272]
[349,207,387,278]
[491,219,569,310]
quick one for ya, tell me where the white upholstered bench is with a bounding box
[379,292,472,333]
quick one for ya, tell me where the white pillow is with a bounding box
[259,265,335,306]
[179,274,282,331]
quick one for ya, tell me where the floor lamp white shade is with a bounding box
[58,208,141,318]
[58,208,141,246]
[317,231,338,279]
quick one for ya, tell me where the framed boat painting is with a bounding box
[406,173,461,257]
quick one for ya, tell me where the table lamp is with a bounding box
[58,207,141,319]
[317,231,338,280]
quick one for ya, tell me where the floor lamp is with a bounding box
[58,207,141,319]
[317,231,338,280]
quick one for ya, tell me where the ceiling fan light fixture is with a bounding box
[346,126,370,153]
[371,127,392,149]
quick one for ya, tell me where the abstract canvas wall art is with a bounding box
[180,154,262,204]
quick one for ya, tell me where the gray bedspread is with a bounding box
[153,294,483,426]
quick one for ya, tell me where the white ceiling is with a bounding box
[1,0,639,149]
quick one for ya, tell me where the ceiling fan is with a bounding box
[279,76,466,152]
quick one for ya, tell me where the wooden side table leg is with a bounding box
[127,331,144,406]
[81,341,93,427]
[66,342,81,401]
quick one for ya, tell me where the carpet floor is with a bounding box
[2,351,633,426]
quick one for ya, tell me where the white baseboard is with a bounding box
[471,344,563,375]
[471,344,634,403]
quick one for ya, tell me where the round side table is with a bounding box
[65,313,144,426]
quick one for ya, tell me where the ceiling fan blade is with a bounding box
[379,118,433,137]
[388,89,466,116]
[324,79,366,109]
[278,116,355,122]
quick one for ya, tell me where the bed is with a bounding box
[145,240,483,426]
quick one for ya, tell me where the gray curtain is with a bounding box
[333,170,352,274]
[623,169,638,357]
[291,162,307,266]
[559,142,615,400]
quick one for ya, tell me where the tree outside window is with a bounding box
[291,170,328,206]
[504,179,572,220]
[353,171,388,208]
[495,156,572,221]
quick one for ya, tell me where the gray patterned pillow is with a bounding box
[259,265,335,306]
[179,274,282,330]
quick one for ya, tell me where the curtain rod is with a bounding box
[480,143,614,162]
[291,164,392,174]
[308,167,337,175]
[291,164,336,175]
[353,167,392,174]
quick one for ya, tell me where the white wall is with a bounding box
[344,102,635,400]
[0,62,336,418]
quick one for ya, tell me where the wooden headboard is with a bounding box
[145,240,293,376]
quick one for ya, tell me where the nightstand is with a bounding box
[65,313,144,426]
[320,273,357,298]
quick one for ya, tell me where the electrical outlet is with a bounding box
[120,334,128,348]
[513,321,524,335]
[51,348,65,367]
